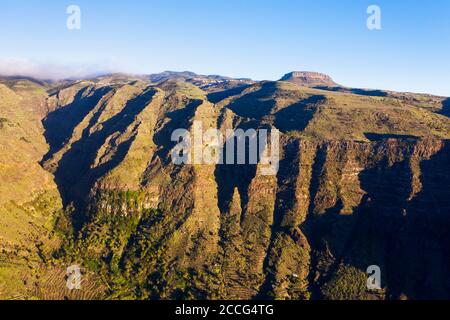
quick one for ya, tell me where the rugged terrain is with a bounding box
[0,71,449,300]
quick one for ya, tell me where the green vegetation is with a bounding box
[321,265,372,300]
[0,73,449,300]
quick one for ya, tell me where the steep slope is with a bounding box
[0,79,62,298]
[0,72,449,300]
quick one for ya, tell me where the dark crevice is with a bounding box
[440,98,450,117]
[301,144,328,299]
[214,120,264,222]
[257,139,301,299]
[42,86,113,162]
[51,87,156,230]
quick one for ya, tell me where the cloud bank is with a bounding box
[0,58,121,80]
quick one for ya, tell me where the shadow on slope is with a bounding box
[214,120,266,219]
[402,142,450,299]
[257,139,302,298]
[227,82,278,119]
[274,95,325,133]
[314,86,388,97]
[51,88,157,225]
[440,98,450,117]
[207,84,252,104]
[303,141,450,300]
[153,99,203,165]
[42,86,113,161]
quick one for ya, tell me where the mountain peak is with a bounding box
[280,71,337,87]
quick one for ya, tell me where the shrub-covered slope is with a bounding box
[1,72,449,299]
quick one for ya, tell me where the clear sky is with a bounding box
[0,0,449,96]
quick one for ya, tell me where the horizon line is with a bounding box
[1,69,448,98]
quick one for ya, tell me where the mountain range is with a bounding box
[0,70,449,300]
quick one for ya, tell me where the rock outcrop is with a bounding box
[1,73,449,300]
[280,71,338,87]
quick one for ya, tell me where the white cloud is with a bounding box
[0,58,121,80]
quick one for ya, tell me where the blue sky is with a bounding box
[0,0,449,96]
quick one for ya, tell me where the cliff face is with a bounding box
[1,74,449,300]
[71,135,450,300]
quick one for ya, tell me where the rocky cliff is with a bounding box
[0,73,449,300]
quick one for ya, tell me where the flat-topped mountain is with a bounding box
[0,70,449,300]
[280,71,338,87]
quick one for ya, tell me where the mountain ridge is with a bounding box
[2,70,449,98]
[0,70,449,300]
